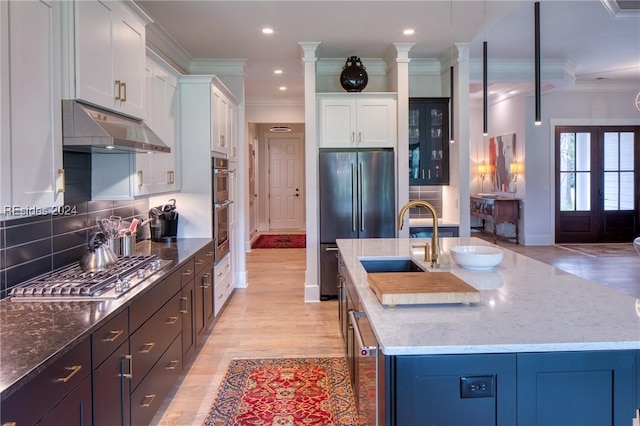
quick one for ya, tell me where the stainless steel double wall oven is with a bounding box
[212,154,232,264]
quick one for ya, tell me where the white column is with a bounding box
[394,43,414,237]
[454,43,472,237]
[298,42,321,302]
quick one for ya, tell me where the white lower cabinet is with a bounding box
[1,0,64,210]
[214,255,232,317]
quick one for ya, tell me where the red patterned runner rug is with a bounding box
[251,234,306,249]
[203,357,359,426]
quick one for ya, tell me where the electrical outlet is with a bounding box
[460,375,495,398]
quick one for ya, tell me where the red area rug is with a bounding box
[251,234,306,249]
[203,357,359,426]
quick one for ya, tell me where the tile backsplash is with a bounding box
[408,186,443,218]
[0,152,150,299]
[0,199,150,299]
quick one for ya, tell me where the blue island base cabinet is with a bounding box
[390,354,517,426]
[517,351,636,426]
[385,350,637,426]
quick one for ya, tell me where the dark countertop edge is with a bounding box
[0,238,212,402]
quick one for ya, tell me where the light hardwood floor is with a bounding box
[153,238,640,425]
[151,247,343,425]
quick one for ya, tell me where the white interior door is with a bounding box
[268,135,303,230]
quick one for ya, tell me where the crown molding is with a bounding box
[600,0,640,18]
[470,59,575,85]
[189,59,247,76]
[144,22,192,74]
[408,58,442,76]
[564,80,640,93]
[316,58,388,76]
[246,96,304,106]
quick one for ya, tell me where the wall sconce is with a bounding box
[478,163,489,192]
[509,162,524,181]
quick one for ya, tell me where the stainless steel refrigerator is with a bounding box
[319,149,396,298]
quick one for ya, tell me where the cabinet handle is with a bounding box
[205,251,214,257]
[56,365,82,383]
[165,316,179,325]
[220,135,225,147]
[351,131,355,143]
[115,80,121,100]
[57,169,65,193]
[139,342,156,354]
[140,394,156,408]
[137,170,143,188]
[180,296,188,314]
[121,81,127,102]
[421,169,425,179]
[167,170,175,184]
[165,360,180,370]
[121,354,133,379]
[182,269,193,276]
[428,169,431,180]
[358,131,362,143]
[217,293,223,299]
[101,329,124,342]
[201,273,210,289]
[216,271,223,278]
[195,259,205,265]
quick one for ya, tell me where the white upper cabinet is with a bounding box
[318,94,397,148]
[211,83,238,157]
[146,54,181,194]
[1,0,64,210]
[71,0,147,118]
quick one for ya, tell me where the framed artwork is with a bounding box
[489,133,516,192]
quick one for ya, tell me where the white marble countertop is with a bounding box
[337,237,640,356]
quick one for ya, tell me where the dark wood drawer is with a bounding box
[36,374,92,426]
[130,268,181,332]
[129,291,182,391]
[180,258,195,287]
[130,334,182,426]
[1,338,91,426]
[92,308,129,368]
[194,245,214,274]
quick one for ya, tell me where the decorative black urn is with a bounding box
[340,56,368,92]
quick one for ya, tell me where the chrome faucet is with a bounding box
[398,200,440,268]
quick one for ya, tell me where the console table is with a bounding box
[470,196,521,244]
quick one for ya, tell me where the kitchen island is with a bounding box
[337,237,640,426]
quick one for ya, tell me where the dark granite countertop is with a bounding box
[0,238,212,401]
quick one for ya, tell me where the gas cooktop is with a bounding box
[9,255,172,301]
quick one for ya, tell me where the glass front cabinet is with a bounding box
[409,98,450,185]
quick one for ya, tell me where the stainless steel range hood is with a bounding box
[62,100,170,154]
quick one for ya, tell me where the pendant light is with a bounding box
[450,65,455,143]
[482,1,488,136]
[450,0,455,144]
[483,41,488,136]
[534,1,542,126]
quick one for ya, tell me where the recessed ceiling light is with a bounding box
[403,29,415,35]
[279,86,287,91]
[274,69,283,74]
[262,27,274,34]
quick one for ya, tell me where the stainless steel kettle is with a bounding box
[79,231,118,272]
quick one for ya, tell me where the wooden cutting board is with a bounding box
[368,272,480,306]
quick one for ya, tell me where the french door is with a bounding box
[555,126,639,243]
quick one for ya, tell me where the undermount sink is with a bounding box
[360,258,425,273]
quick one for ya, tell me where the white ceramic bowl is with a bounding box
[450,245,504,270]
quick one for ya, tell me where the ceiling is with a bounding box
[136,0,640,101]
